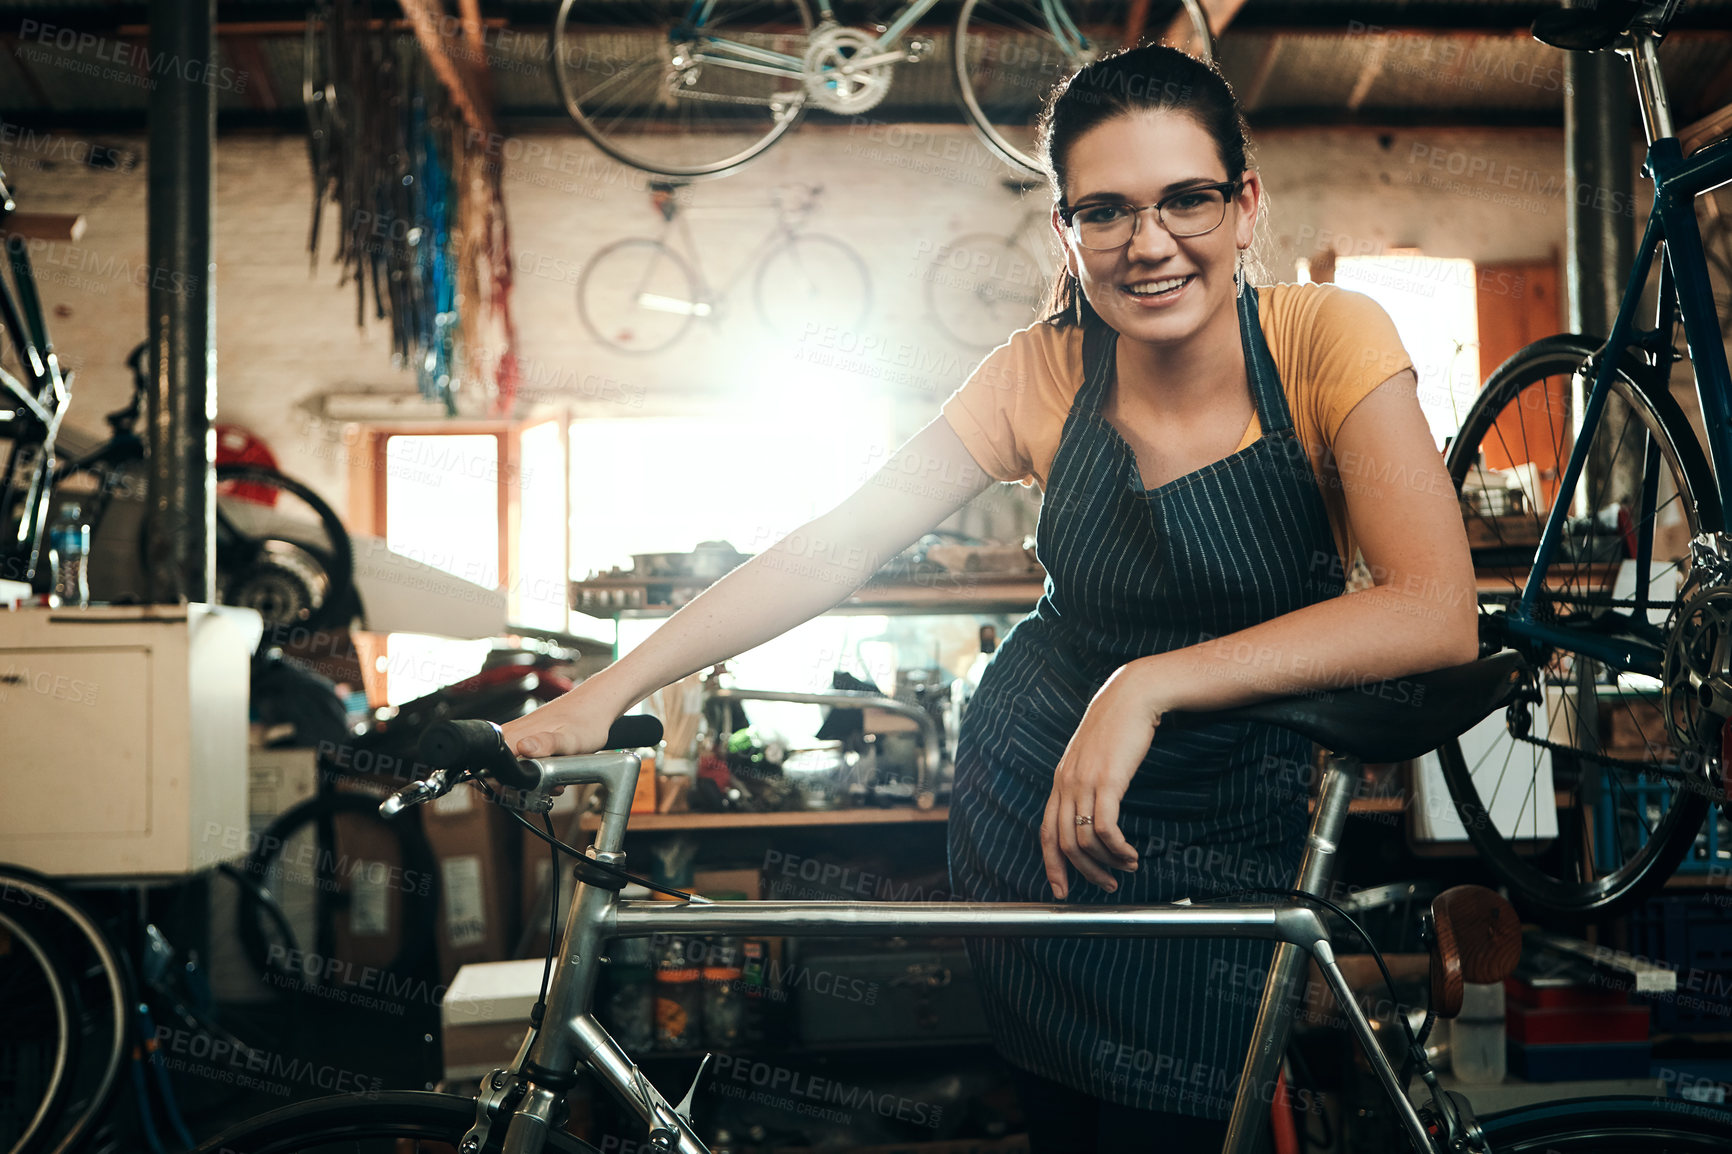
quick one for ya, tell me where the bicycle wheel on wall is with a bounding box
[0,909,76,1154]
[1435,335,1715,914]
[0,867,129,1154]
[195,1090,600,1153]
[552,0,815,178]
[925,233,1048,348]
[753,233,872,347]
[953,0,1213,175]
[578,239,704,354]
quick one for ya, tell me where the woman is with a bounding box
[508,45,1475,1152]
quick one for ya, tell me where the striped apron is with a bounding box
[948,285,1345,1118]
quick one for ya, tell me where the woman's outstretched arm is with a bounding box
[503,417,996,757]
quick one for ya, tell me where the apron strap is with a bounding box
[1077,312,1118,411]
[1237,285,1294,435]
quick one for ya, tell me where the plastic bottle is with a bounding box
[1450,981,1507,1084]
[49,502,90,608]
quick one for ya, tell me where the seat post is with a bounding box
[1221,753,1359,1154]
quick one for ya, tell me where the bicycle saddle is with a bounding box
[1531,0,1646,52]
[1166,650,1529,764]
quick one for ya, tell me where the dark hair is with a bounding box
[1038,45,1254,328]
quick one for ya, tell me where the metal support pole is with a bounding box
[1222,755,1358,1154]
[1565,40,1637,518]
[144,0,216,605]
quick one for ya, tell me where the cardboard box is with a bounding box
[441,958,543,1082]
[422,783,520,984]
[247,747,319,834]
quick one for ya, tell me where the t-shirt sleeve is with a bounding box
[1299,286,1414,447]
[940,325,1077,487]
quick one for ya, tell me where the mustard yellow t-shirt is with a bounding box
[940,282,1413,567]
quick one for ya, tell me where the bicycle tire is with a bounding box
[0,866,129,1154]
[551,0,814,179]
[194,1089,601,1153]
[213,463,356,634]
[1435,334,1714,914]
[238,792,439,1001]
[924,231,1048,348]
[752,232,872,347]
[1479,1096,1732,1152]
[0,908,76,1154]
[577,238,703,355]
[953,0,1213,176]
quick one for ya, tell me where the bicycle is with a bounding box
[195,651,1732,1153]
[549,0,1213,179]
[576,183,872,355]
[924,177,1058,349]
[1429,0,1732,915]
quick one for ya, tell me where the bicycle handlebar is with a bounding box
[418,715,665,790]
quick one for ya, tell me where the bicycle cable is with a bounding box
[1198,887,1428,1071]
[470,776,698,901]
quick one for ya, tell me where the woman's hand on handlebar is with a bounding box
[500,682,619,759]
[1041,664,1163,899]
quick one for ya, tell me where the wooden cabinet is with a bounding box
[0,603,261,877]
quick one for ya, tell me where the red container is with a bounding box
[1506,1002,1650,1045]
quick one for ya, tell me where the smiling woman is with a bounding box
[501,43,1475,1153]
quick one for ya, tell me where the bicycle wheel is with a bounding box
[1480,1096,1732,1152]
[925,232,1048,348]
[577,239,703,355]
[0,909,76,1154]
[239,792,439,1001]
[954,0,1213,175]
[1435,334,1715,913]
[551,0,814,178]
[0,867,129,1154]
[195,1090,600,1152]
[752,233,872,347]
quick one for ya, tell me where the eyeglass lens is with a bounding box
[1074,188,1229,249]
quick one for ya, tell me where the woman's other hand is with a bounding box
[1041,663,1165,899]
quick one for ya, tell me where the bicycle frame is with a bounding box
[0,219,73,591]
[632,194,815,317]
[1501,31,1732,677]
[682,0,1085,87]
[460,750,1442,1154]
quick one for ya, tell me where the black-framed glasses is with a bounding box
[1058,181,1242,250]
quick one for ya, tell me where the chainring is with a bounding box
[803,25,894,115]
[1661,583,1732,769]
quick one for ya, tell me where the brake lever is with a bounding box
[379,768,452,818]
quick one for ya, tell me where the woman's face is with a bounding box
[1052,110,1260,352]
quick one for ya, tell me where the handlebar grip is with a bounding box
[605,714,664,749]
[419,719,539,790]
[419,715,666,789]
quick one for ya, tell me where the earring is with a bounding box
[1234,251,1246,296]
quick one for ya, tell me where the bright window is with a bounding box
[381,433,501,704]
[1334,254,1481,448]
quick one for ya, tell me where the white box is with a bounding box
[247,746,320,831]
[441,958,544,1082]
[0,603,262,877]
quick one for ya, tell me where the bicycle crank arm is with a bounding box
[826,47,911,72]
